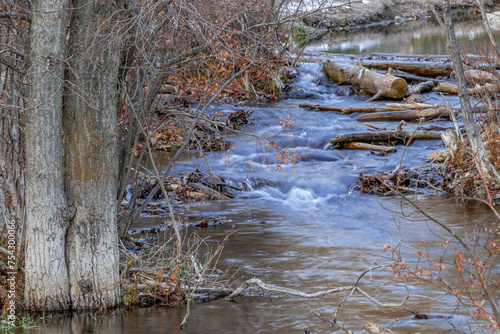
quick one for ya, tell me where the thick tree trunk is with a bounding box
[24,0,71,311]
[63,1,123,309]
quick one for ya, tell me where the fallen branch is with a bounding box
[189,182,230,200]
[361,59,452,77]
[345,142,397,153]
[299,103,401,114]
[226,278,353,300]
[330,130,443,144]
[226,270,411,309]
[385,102,441,109]
[357,107,449,122]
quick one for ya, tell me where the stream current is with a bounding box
[28,19,499,334]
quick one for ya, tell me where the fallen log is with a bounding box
[330,130,443,144]
[357,107,449,122]
[433,82,458,94]
[299,103,401,114]
[391,71,452,84]
[361,60,453,77]
[323,60,408,100]
[465,69,499,84]
[385,102,441,109]
[408,81,435,95]
[469,83,500,95]
[189,182,230,200]
[433,81,500,95]
[345,142,397,153]
[370,53,498,63]
[370,53,451,59]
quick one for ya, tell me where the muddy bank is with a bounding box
[302,0,498,33]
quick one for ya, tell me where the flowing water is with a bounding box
[28,20,499,334]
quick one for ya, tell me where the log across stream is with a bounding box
[33,21,499,333]
[111,60,488,334]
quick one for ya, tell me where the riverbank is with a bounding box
[302,0,498,33]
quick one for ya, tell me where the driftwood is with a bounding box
[385,102,441,109]
[331,130,443,144]
[434,81,500,96]
[441,129,461,159]
[433,82,458,94]
[469,83,500,95]
[323,60,408,101]
[189,182,230,200]
[408,81,435,95]
[391,71,452,84]
[357,107,449,122]
[465,69,499,84]
[370,52,451,59]
[226,278,354,300]
[299,103,401,114]
[369,53,498,63]
[361,59,453,77]
[345,142,397,153]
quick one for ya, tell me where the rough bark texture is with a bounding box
[63,0,123,310]
[299,103,401,114]
[357,107,449,122]
[440,1,500,181]
[330,131,443,144]
[24,0,71,311]
[361,60,453,77]
[0,40,24,230]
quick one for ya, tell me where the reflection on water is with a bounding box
[306,19,500,55]
[27,195,497,333]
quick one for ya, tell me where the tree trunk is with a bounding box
[438,1,500,181]
[63,1,123,309]
[24,0,71,311]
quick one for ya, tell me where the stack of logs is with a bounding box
[300,53,499,154]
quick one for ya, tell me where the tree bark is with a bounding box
[357,107,450,122]
[299,103,402,114]
[24,0,71,311]
[63,0,123,309]
[436,1,500,181]
[323,60,408,100]
[361,59,453,76]
[330,130,443,144]
[433,82,458,94]
[345,142,397,153]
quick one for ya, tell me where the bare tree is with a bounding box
[430,0,500,181]
[25,0,125,310]
[3,0,318,312]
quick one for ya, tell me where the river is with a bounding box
[28,19,498,334]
